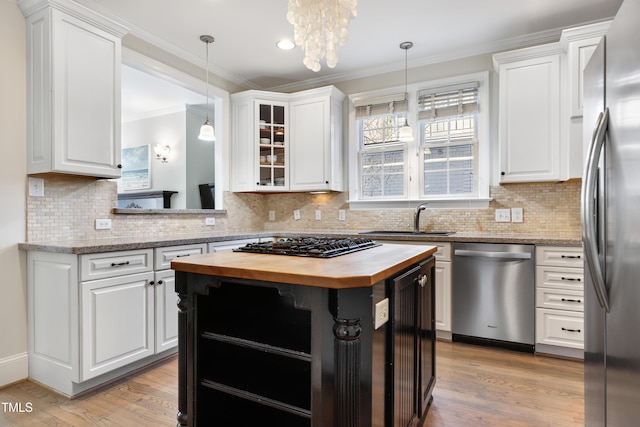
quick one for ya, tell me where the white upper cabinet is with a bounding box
[231,86,344,193]
[20,0,128,178]
[289,86,345,192]
[494,44,565,183]
[494,22,609,184]
[559,21,609,177]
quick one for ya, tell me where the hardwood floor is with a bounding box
[425,341,584,427]
[0,341,583,426]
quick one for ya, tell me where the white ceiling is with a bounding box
[77,0,623,118]
[120,65,206,122]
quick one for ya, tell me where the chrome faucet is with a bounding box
[413,203,428,233]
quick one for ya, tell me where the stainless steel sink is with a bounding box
[359,230,454,236]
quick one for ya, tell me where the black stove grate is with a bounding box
[233,237,381,258]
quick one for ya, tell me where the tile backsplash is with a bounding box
[26,175,581,242]
[262,181,581,238]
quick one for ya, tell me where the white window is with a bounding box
[418,84,479,198]
[356,97,408,199]
[349,72,490,209]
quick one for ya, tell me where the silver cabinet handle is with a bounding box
[417,274,428,287]
[454,249,531,260]
[581,108,610,312]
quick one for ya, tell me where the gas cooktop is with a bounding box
[232,237,381,258]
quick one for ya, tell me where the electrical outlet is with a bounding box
[205,217,216,226]
[511,208,523,223]
[28,177,44,197]
[293,209,301,220]
[495,209,511,222]
[95,219,112,230]
[338,209,346,221]
[315,210,321,221]
[268,210,275,221]
[374,298,390,329]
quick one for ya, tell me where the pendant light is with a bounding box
[398,41,414,142]
[198,35,215,141]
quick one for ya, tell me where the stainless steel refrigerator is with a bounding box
[583,1,640,425]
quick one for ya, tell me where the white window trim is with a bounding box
[348,71,491,210]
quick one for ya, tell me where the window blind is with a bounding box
[355,93,407,118]
[417,82,479,121]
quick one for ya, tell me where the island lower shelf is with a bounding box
[172,243,437,427]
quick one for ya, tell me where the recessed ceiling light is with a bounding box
[276,39,295,50]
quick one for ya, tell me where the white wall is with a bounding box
[186,106,215,208]
[0,0,28,386]
[121,111,187,208]
[121,108,216,209]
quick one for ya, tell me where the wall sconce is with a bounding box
[154,144,171,163]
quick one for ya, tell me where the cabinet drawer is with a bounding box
[433,242,451,262]
[208,239,264,253]
[535,308,584,349]
[536,288,583,312]
[155,244,207,270]
[80,249,153,282]
[385,241,449,261]
[536,246,583,267]
[536,266,584,290]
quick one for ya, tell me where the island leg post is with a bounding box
[333,317,362,427]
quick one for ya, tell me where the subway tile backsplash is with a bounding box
[26,175,581,243]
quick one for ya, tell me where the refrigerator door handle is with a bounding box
[581,108,610,313]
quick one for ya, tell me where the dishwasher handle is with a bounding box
[454,249,532,260]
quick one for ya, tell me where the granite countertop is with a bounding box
[171,243,437,289]
[18,230,582,254]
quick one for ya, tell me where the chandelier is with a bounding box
[287,0,358,72]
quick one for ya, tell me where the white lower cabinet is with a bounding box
[152,244,206,353]
[433,243,452,339]
[536,308,584,350]
[27,243,205,396]
[535,245,584,358]
[80,271,155,380]
[154,269,180,353]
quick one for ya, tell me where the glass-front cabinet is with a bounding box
[257,102,287,190]
[231,86,344,193]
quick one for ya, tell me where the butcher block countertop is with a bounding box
[171,242,436,289]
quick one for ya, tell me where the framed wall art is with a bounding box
[121,145,151,190]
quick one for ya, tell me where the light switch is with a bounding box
[511,208,523,223]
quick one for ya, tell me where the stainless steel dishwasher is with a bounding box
[452,242,535,352]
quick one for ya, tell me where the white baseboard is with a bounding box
[0,352,28,387]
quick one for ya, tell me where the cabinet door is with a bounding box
[155,269,178,353]
[256,101,288,191]
[498,54,561,182]
[391,264,419,427]
[418,261,436,418]
[231,98,256,191]
[81,272,154,380]
[289,97,330,191]
[434,261,451,332]
[26,9,122,178]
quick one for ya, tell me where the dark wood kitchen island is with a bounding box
[171,241,437,427]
